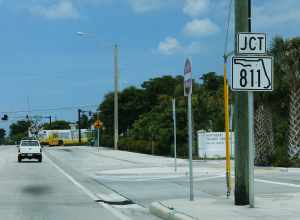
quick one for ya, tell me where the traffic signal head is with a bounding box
[1,114,8,120]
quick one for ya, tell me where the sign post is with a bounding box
[94,120,102,149]
[184,58,194,201]
[172,98,177,172]
[232,31,273,208]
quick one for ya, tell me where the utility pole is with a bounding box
[49,116,52,127]
[78,109,82,144]
[114,44,119,150]
[234,0,251,205]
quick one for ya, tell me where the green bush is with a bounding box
[119,137,153,154]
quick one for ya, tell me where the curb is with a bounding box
[149,202,197,220]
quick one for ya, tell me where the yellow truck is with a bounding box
[38,129,93,146]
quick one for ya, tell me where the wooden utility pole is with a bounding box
[114,44,119,150]
[234,0,251,205]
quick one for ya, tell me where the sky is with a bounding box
[0,0,299,131]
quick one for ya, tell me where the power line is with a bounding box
[0,104,98,114]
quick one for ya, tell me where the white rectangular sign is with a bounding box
[237,33,266,55]
[232,56,273,91]
[198,132,235,158]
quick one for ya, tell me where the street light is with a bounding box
[76,32,87,36]
[77,32,119,150]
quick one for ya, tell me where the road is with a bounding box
[1,145,300,220]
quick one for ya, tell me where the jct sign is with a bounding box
[237,33,266,55]
[232,32,273,92]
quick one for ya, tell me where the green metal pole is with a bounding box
[234,0,250,205]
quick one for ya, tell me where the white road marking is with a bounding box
[113,204,143,209]
[97,193,129,202]
[97,171,300,190]
[194,175,225,181]
[136,175,186,182]
[97,174,225,182]
[97,175,186,182]
[44,154,133,220]
[255,178,300,188]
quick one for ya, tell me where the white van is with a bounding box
[18,139,42,162]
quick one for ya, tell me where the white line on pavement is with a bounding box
[255,178,300,188]
[194,175,225,182]
[44,154,133,220]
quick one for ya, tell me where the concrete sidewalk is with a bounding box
[150,193,300,220]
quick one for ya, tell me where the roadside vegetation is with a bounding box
[4,36,300,167]
[97,36,300,167]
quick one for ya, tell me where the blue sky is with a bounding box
[0,0,299,131]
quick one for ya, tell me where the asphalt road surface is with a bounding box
[1,145,300,220]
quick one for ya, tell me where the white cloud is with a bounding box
[157,37,203,55]
[30,1,79,20]
[158,37,182,55]
[183,0,208,17]
[183,18,219,37]
[128,0,163,13]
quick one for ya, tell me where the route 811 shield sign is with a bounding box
[184,59,192,96]
[231,56,273,91]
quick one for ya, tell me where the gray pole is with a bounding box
[98,128,100,148]
[97,111,100,148]
[249,92,254,207]
[247,0,255,208]
[114,44,119,150]
[172,98,177,172]
[188,94,194,201]
[234,0,251,205]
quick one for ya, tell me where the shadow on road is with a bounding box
[22,185,53,196]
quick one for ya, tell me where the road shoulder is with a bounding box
[150,192,300,220]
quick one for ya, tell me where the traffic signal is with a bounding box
[1,114,8,120]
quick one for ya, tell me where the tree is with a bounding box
[272,37,300,159]
[80,114,90,129]
[116,73,225,157]
[0,129,6,145]
[194,72,225,131]
[42,120,70,130]
[119,86,148,135]
[9,120,32,142]
[254,104,274,166]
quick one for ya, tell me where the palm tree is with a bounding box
[254,103,275,165]
[272,37,300,159]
